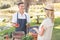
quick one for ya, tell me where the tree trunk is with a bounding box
[39,0,46,4]
[24,0,30,13]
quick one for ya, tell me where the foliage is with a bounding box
[0,27,15,36]
[0,22,7,26]
[22,35,33,40]
[0,4,11,9]
[40,9,43,13]
[2,19,6,22]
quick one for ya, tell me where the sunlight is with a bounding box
[54,25,60,29]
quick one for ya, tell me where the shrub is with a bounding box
[22,35,33,40]
[0,4,11,9]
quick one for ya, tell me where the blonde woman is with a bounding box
[33,4,54,40]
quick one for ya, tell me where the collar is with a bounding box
[18,12,26,16]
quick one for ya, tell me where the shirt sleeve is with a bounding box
[40,19,48,30]
[42,19,51,30]
[26,13,30,23]
[12,13,17,23]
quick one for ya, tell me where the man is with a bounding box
[12,2,30,34]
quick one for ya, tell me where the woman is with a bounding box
[33,4,54,40]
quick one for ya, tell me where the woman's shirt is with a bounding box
[38,17,54,40]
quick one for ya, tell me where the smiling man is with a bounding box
[12,2,30,34]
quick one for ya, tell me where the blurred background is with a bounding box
[0,0,60,40]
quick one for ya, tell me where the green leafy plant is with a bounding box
[22,35,33,40]
[40,9,43,13]
[2,19,6,22]
[0,4,11,9]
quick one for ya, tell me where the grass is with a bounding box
[52,17,60,40]
[52,26,60,40]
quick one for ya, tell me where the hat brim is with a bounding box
[44,8,54,11]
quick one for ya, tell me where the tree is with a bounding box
[24,0,30,13]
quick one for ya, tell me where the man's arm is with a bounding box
[26,13,30,28]
[12,22,19,28]
[11,13,19,27]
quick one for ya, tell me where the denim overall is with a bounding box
[15,13,27,34]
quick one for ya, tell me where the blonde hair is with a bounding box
[45,3,54,22]
[46,10,54,23]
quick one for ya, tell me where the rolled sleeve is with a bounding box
[41,19,51,30]
[26,14,30,23]
[40,19,47,30]
[12,13,17,23]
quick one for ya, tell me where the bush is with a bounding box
[40,9,43,13]
[22,35,33,40]
[0,27,15,37]
[2,19,6,22]
[0,4,11,9]
[7,10,16,13]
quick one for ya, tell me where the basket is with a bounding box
[12,31,25,40]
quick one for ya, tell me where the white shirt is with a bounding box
[12,12,30,23]
[37,18,54,40]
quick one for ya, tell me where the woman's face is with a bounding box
[45,9,54,18]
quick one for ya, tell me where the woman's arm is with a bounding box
[39,26,45,36]
[33,26,46,36]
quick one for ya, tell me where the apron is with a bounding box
[15,13,27,34]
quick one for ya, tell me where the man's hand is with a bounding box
[12,23,19,28]
[26,23,30,28]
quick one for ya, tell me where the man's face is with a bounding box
[18,4,25,12]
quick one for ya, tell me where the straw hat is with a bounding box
[44,4,54,11]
